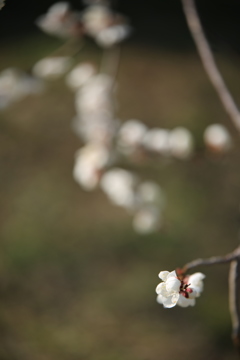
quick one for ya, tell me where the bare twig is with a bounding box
[181,0,240,132]
[181,246,240,273]
[229,260,240,356]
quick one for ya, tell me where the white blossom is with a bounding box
[0,68,43,109]
[169,127,194,159]
[156,270,205,308]
[73,142,111,190]
[142,128,170,156]
[81,5,114,37]
[36,2,82,38]
[81,4,130,46]
[117,119,147,155]
[203,124,232,153]
[65,63,96,90]
[133,205,161,234]
[75,74,114,116]
[137,181,166,209]
[96,24,130,47]
[33,57,72,80]
[100,168,137,209]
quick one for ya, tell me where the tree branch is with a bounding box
[181,246,240,273]
[229,260,240,356]
[181,0,240,132]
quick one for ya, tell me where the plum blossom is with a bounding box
[0,68,43,109]
[169,127,194,159]
[204,124,232,153]
[65,63,96,91]
[156,270,205,308]
[117,119,147,155]
[143,128,170,156]
[36,2,82,38]
[81,4,130,47]
[33,57,72,80]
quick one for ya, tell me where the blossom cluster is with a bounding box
[156,270,205,308]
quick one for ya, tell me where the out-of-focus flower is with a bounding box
[33,57,72,79]
[0,68,43,109]
[137,181,166,209]
[72,115,119,144]
[100,168,137,209]
[96,24,131,47]
[81,4,130,46]
[75,74,114,116]
[117,119,147,155]
[156,270,205,308]
[36,2,83,38]
[65,63,96,90]
[169,127,194,159]
[143,128,170,156]
[133,205,161,234]
[0,0,5,10]
[203,124,232,153]
[73,142,111,190]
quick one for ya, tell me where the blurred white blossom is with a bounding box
[96,24,131,47]
[143,128,170,155]
[66,63,96,90]
[133,205,161,234]
[33,57,72,79]
[100,168,137,209]
[81,4,130,46]
[73,142,111,190]
[117,119,147,155]
[0,68,43,109]
[36,2,82,38]
[137,181,165,209]
[156,270,205,308]
[169,127,194,159]
[204,124,232,153]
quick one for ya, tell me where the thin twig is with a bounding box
[229,260,240,357]
[181,0,240,132]
[181,246,240,273]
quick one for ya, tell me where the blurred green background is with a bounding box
[1,6,240,359]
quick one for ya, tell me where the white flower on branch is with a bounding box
[142,128,170,156]
[117,119,147,155]
[73,142,111,191]
[156,270,205,308]
[75,74,114,116]
[36,2,83,39]
[133,205,161,234]
[33,57,72,80]
[96,24,131,48]
[72,114,119,144]
[169,127,194,160]
[203,124,232,153]
[0,0,5,10]
[0,68,43,109]
[81,4,130,46]
[100,168,137,210]
[65,63,96,91]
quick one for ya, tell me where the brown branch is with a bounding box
[181,0,240,132]
[229,260,240,357]
[181,246,240,273]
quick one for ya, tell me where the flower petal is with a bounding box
[159,271,169,281]
[177,295,195,307]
